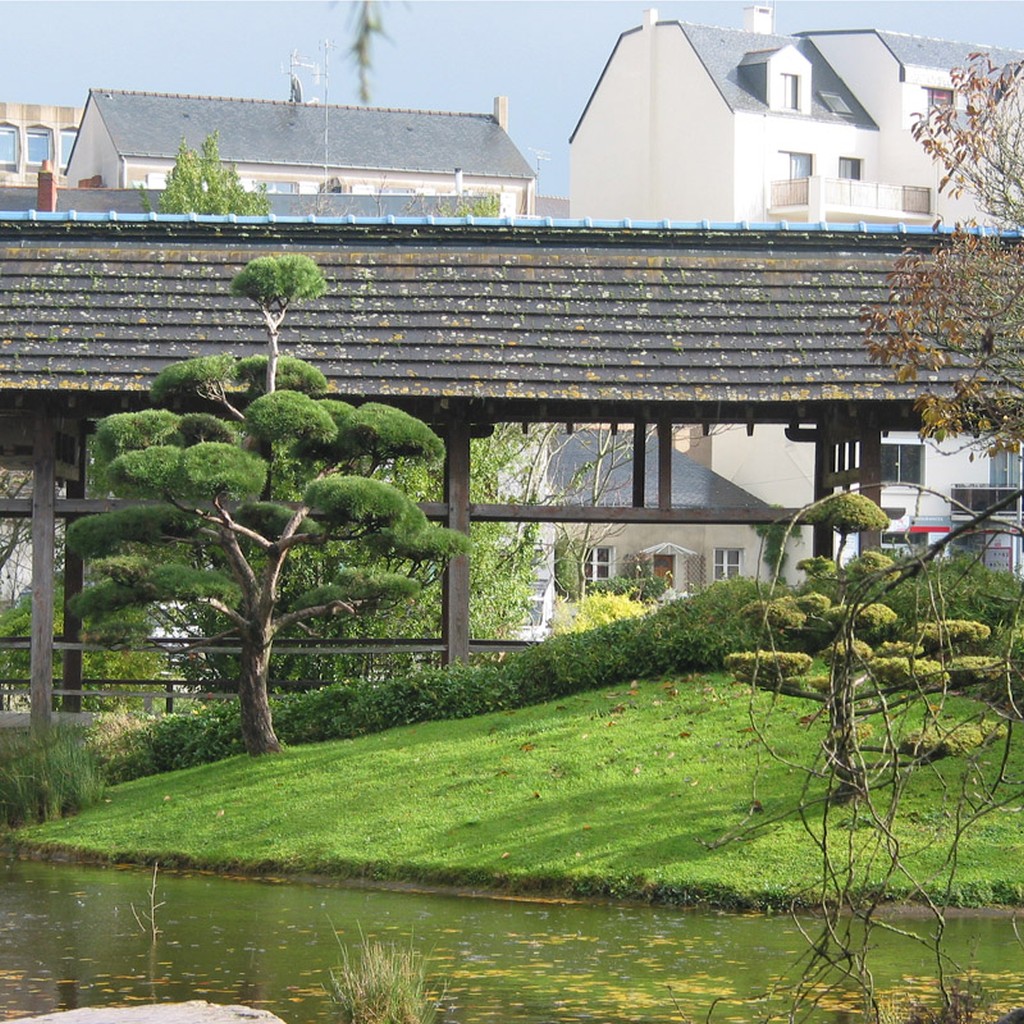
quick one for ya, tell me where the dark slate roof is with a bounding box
[548,432,770,510]
[0,187,155,214]
[84,90,535,180]
[0,216,963,420]
[801,29,1024,74]
[680,23,875,126]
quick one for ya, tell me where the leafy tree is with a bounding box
[157,132,270,216]
[67,256,468,755]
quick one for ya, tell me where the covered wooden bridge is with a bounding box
[0,213,953,723]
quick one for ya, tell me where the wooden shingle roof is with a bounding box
[0,215,954,424]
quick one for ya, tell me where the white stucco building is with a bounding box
[570,7,1024,225]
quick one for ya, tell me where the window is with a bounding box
[989,450,1021,488]
[263,180,299,194]
[782,73,800,111]
[59,128,77,171]
[786,152,812,179]
[0,125,16,166]
[926,87,953,109]
[820,91,853,116]
[881,443,924,485]
[838,157,862,181]
[713,548,743,581]
[585,546,613,582]
[26,128,51,165]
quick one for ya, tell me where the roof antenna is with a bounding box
[283,44,335,190]
[529,148,550,190]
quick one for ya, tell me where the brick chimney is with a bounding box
[36,160,57,212]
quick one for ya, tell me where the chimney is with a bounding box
[642,8,659,29]
[36,160,57,212]
[493,95,509,132]
[743,4,775,33]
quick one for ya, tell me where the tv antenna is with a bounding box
[529,148,550,190]
[282,43,336,189]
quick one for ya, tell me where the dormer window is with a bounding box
[0,125,16,167]
[26,127,52,166]
[782,73,800,110]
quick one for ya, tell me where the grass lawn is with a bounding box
[15,673,1024,908]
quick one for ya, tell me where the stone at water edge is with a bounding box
[8,1001,288,1024]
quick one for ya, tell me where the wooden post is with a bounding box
[30,413,56,732]
[813,426,833,558]
[859,428,884,552]
[441,415,471,665]
[62,424,86,713]
[657,420,673,511]
[632,422,647,508]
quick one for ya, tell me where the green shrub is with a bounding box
[797,556,837,581]
[918,619,992,654]
[724,650,812,686]
[875,640,924,659]
[899,720,1006,760]
[853,602,899,642]
[869,657,948,689]
[947,655,1006,689]
[330,938,441,1024]
[820,636,874,664]
[795,592,832,614]
[742,596,807,631]
[0,727,104,828]
[883,555,1024,631]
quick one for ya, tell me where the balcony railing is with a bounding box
[770,176,932,217]
[950,485,1021,518]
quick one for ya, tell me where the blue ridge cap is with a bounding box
[0,209,1021,237]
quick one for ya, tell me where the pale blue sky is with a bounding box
[3,1,1023,196]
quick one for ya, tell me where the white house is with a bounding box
[570,7,1024,225]
[67,90,537,215]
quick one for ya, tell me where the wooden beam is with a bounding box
[454,503,800,524]
[61,424,87,713]
[859,428,884,551]
[30,413,55,732]
[441,416,471,665]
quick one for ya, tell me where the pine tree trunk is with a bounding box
[238,636,281,756]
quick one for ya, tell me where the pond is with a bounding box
[1,858,1020,1023]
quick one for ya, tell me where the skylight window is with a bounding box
[820,91,853,115]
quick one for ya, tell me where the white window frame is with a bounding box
[786,151,813,179]
[881,443,924,485]
[713,548,743,581]
[585,546,614,583]
[59,128,77,171]
[838,157,862,181]
[0,124,18,167]
[26,127,52,166]
[781,73,801,111]
[926,87,953,109]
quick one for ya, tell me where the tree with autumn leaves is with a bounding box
[67,255,468,756]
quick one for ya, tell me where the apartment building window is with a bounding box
[786,152,813,179]
[838,157,862,180]
[782,73,801,111]
[881,443,924,485]
[926,87,953,109]
[989,450,1021,488]
[585,546,614,582]
[26,128,51,166]
[264,180,299,194]
[0,125,16,166]
[59,128,77,171]
[713,548,743,581]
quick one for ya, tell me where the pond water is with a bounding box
[1,857,1021,1023]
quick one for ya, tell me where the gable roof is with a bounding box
[548,432,771,511]
[80,89,535,180]
[571,19,875,141]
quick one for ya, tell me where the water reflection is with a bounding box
[1,858,1020,1023]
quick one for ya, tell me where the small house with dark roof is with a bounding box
[570,7,1024,226]
[67,89,537,214]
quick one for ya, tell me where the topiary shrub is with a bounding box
[853,602,899,642]
[918,619,992,654]
[742,596,807,631]
[819,636,874,665]
[869,657,948,689]
[899,720,1006,760]
[946,655,1005,690]
[725,650,813,686]
[875,640,924,659]
[795,592,832,615]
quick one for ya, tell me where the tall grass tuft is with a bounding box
[0,726,105,828]
[330,937,441,1024]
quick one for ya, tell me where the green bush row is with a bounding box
[96,577,765,780]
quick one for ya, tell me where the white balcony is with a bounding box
[769,176,933,224]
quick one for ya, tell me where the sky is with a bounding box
[4,0,1024,197]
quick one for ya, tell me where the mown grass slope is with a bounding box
[16,674,1024,908]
